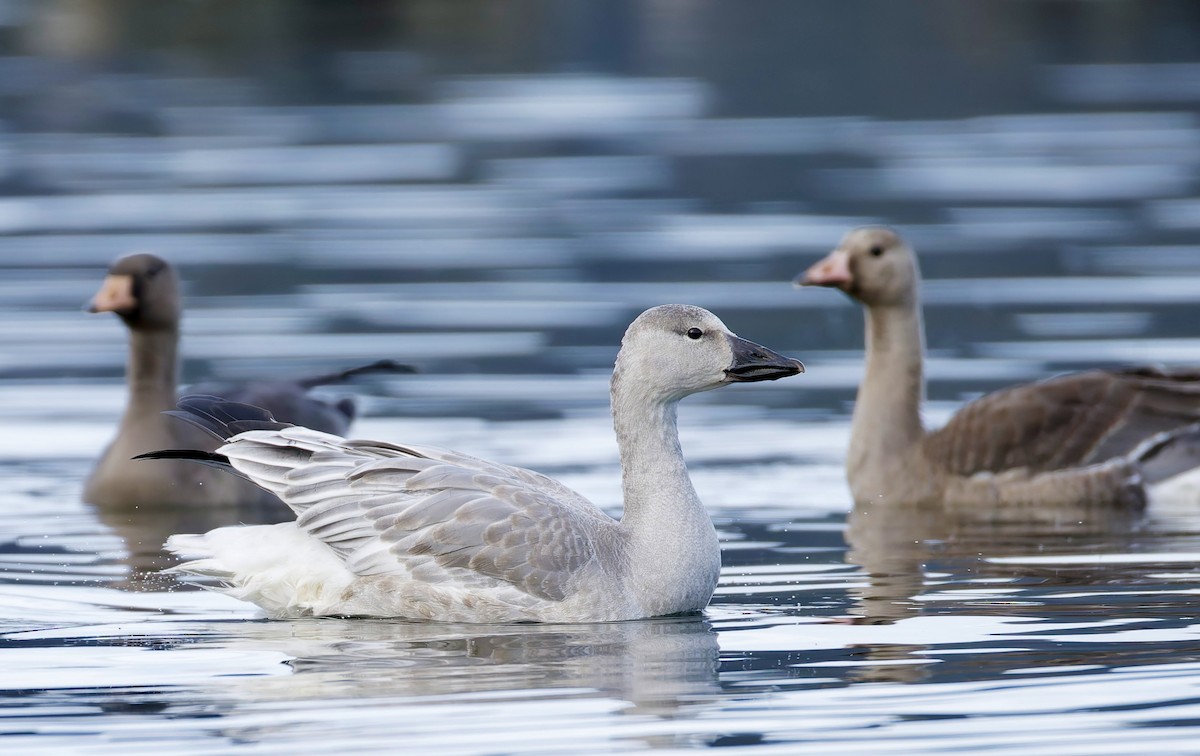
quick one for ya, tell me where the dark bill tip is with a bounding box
[725,335,805,383]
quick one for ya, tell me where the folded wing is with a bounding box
[218,427,618,602]
[926,368,1200,475]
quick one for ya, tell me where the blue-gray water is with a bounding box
[3,2,1200,753]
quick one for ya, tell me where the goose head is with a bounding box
[798,227,919,308]
[614,304,804,401]
[87,253,181,331]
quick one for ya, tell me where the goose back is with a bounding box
[924,368,1200,477]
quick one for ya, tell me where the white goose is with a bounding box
[144,305,804,623]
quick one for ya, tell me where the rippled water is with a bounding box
[3,3,1200,753]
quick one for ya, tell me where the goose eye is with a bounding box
[686,328,703,340]
[869,245,884,258]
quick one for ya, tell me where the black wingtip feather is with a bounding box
[133,448,253,480]
[1135,422,1200,485]
[133,449,231,465]
[167,394,294,441]
[296,358,418,389]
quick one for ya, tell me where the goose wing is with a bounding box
[924,367,1200,475]
[220,427,616,602]
[190,359,414,436]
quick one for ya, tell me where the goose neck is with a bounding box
[855,298,926,450]
[125,326,180,415]
[609,371,720,613]
[611,378,695,529]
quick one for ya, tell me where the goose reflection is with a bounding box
[844,502,944,627]
[846,500,1148,623]
[203,615,720,718]
[841,499,1146,683]
[840,502,943,682]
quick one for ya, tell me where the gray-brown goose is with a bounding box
[799,227,1200,512]
[83,253,409,511]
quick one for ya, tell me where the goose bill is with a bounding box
[798,249,852,289]
[725,336,804,382]
[88,274,137,314]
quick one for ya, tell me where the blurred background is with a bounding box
[1,0,1199,466]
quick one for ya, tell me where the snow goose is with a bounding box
[799,227,1200,512]
[84,252,410,510]
[141,304,804,622]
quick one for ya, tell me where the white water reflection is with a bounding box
[25,141,460,188]
[4,528,1200,753]
[0,185,535,234]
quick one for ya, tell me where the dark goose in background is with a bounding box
[83,252,412,512]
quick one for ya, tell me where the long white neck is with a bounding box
[122,326,180,424]
[610,369,720,614]
[849,297,927,474]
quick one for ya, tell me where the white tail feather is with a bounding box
[165,523,356,617]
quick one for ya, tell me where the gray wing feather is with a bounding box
[220,427,617,602]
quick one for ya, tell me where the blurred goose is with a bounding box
[800,227,1200,511]
[84,253,411,510]
[140,304,804,622]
